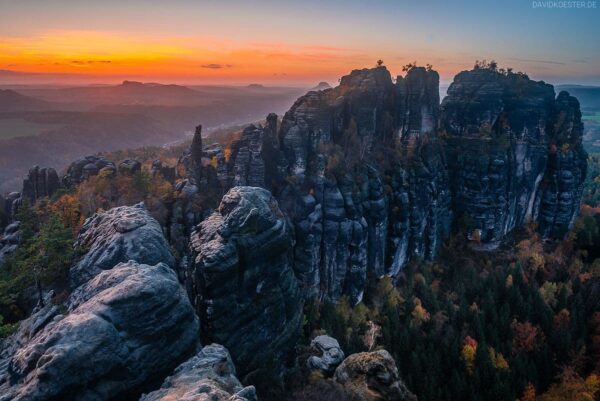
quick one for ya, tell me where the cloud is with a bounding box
[508,57,565,65]
[70,60,112,65]
[201,63,233,69]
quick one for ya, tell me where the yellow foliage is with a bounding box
[462,343,477,374]
[489,347,509,371]
[411,297,430,324]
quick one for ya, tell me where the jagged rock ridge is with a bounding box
[190,66,454,304]
[185,65,586,304]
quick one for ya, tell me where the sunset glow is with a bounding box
[1,0,598,85]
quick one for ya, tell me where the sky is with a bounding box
[0,0,599,86]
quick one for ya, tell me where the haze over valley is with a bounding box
[0,2,599,401]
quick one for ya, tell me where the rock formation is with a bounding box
[442,68,587,244]
[536,91,588,238]
[191,66,451,304]
[1,192,21,228]
[118,158,142,175]
[62,155,116,187]
[69,202,175,288]
[151,159,176,182]
[189,186,303,385]
[334,350,417,401]
[182,65,586,304]
[307,335,345,375]
[0,166,61,231]
[0,261,199,401]
[20,166,60,204]
[140,344,256,401]
[0,222,20,265]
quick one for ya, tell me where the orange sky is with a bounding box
[1,1,598,86]
[0,30,393,85]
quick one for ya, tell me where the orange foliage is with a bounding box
[589,312,600,374]
[47,193,85,234]
[511,320,543,353]
[553,309,570,329]
[518,383,537,401]
[537,367,598,401]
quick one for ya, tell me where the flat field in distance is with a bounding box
[0,117,62,140]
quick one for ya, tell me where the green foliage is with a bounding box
[0,314,18,338]
[0,201,75,321]
[310,232,598,401]
[583,153,600,207]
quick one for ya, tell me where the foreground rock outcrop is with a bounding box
[0,261,199,401]
[189,186,303,385]
[140,344,256,401]
[70,202,175,288]
[334,350,417,401]
[307,335,345,375]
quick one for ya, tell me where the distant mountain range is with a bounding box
[0,89,59,112]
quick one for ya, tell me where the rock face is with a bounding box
[307,335,345,375]
[0,222,20,265]
[442,68,587,243]
[21,166,60,204]
[536,91,588,238]
[189,186,303,384]
[175,65,586,306]
[192,66,451,304]
[70,202,175,288]
[140,344,256,401]
[0,261,199,401]
[0,166,61,231]
[62,155,116,187]
[334,350,417,401]
[1,192,21,228]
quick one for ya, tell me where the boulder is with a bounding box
[307,335,345,375]
[189,186,303,385]
[63,155,116,187]
[140,344,256,401]
[151,159,176,182]
[69,202,175,288]
[334,350,416,401]
[0,261,199,401]
[118,158,142,175]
